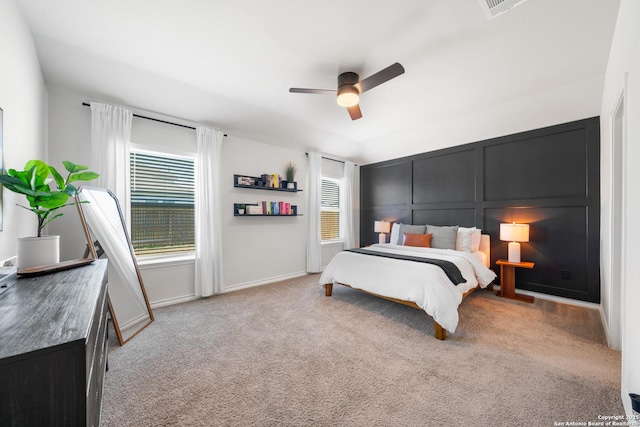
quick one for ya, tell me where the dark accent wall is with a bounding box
[360,117,600,303]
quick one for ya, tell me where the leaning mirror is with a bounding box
[76,186,154,345]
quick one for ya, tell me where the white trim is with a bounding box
[137,254,195,268]
[607,80,627,351]
[223,271,308,293]
[493,285,600,310]
[150,294,199,309]
[118,312,151,331]
[599,305,611,346]
[148,272,309,308]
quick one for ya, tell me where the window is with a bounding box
[130,149,195,257]
[321,178,341,241]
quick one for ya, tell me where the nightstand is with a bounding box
[496,259,535,303]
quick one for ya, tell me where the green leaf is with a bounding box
[68,171,100,183]
[6,169,30,185]
[49,166,66,190]
[63,161,88,173]
[7,169,32,187]
[18,185,51,197]
[24,160,50,182]
[0,175,30,194]
[63,184,78,196]
[34,192,70,209]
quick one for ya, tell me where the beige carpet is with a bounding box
[101,274,623,426]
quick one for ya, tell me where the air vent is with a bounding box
[479,0,529,19]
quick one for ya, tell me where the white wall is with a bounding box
[222,138,308,290]
[0,0,47,255]
[599,0,640,415]
[45,87,312,304]
[45,89,92,260]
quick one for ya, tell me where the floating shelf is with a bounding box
[234,202,299,217]
[233,214,302,217]
[234,174,303,192]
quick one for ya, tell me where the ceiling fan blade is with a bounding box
[355,62,405,94]
[347,104,362,120]
[289,88,336,95]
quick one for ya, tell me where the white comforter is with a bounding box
[319,244,496,333]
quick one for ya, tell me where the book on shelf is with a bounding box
[247,205,263,215]
[277,201,291,215]
[256,201,295,215]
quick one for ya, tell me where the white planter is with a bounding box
[17,235,60,269]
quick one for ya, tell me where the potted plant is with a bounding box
[0,160,99,268]
[285,161,297,190]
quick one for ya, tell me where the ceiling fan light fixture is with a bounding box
[336,86,359,108]
[290,63,404,120]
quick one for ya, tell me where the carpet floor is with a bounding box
[101,274,623,426]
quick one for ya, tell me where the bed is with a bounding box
[320,226,496,340]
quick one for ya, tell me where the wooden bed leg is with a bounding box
[434,322,447,340]
[324,283,333,297]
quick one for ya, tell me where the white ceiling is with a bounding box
[16,0,620,164]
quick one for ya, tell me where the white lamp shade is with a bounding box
[337,86,359,107]
[500,223,529,242]
[374,220,391,233]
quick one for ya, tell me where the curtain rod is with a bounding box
[82,102,227,137]
[305,152,357,166]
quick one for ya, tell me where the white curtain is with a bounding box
[307,152,322,272]
[342,161,356,249]
[195,127,224,297]
[90,102,133,227]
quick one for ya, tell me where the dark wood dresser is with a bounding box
[0,259,109,426]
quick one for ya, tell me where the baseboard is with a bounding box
[118,312,151,331]
[150,294,198,309]
[147,272,309,308]
[492,285,600,310]
[224,271,308,293]
[598,304,612,347]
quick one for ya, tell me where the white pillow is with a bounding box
[472,228,482,252]
[390,223,401,246]
[456,227,476,252]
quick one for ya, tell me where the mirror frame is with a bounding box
[76,186,154,345]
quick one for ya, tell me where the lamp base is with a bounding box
[379,233,386,244]
[507,241,521,263]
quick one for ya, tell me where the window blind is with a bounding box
[321,179,340,240]
[130,151,195,256]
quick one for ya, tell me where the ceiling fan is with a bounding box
[289,62,405,120]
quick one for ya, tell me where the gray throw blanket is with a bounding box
[345,248,467,286]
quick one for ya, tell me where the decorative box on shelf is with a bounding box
[234,174,302,192]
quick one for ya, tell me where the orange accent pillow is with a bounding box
[403,233,432,248]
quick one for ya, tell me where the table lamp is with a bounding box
[500,223,529,263]
[374,220,391,244]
